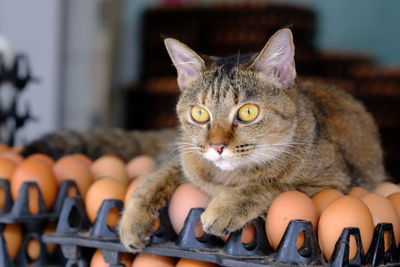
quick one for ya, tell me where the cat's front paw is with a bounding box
[118,205,155,251]
[200,202,248,236]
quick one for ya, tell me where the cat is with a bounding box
[117,28,386,250]
[23,28,386,251]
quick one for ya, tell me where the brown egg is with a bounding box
[126,155,156,179]
[360,193,400,246]
[388,192,400,219]
[373,182,400,197]
[85,178,126,223]
[168,183,210,235]
[0,143,9,153]
[176,258,219,267]
[26,237,41,261]
[312,188,344,216]
[53,155,94,197]
[26,153,55,166]
[10,146,23,154]
[124,175,146,205]
[43,222,58,254]
[0,157,16,180]
[11,159,58,210]
[0,150,23,164]
[132,253,175,267]
[318,195,374,261]
[91,155,129,185]
[242,223,256,244]
[0,158,16,210]
[2,223,23,259]
[220,222,255,243]
[71,153,93,167]
[90,249,134,267]
[266,191,318,250]
[348,186,369,198]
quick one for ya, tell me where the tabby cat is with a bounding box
[24,29,386,251]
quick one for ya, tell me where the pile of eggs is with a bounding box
[167,181,400,263]
[0,144,219,266]
[0,141,400,266]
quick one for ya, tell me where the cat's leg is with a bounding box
[119,162,181,250]
[200,182,293,236]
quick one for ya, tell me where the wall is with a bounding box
[0,0,62,144]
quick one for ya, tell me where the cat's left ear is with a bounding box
[249,28,296,88]
[164,38,205,90]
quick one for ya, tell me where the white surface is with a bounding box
[0,0,62,144]
[0,35,15,68]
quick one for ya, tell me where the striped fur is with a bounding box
[25,29,386,250]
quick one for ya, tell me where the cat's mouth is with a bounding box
[203,148,238,171]
[203,143,288,171]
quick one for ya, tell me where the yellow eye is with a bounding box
[237,104,259,122]
[191,105,210,123]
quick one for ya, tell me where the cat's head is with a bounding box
[165,29,298,171]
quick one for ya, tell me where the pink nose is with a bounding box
[211,143,226,154]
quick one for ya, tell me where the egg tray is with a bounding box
[0,179,80,266]
[0,178,79,225]
[0,230,67,267]
[42,196,400,267]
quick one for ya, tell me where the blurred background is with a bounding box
[0,0,399,179]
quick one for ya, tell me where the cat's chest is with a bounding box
[181,153,276,197]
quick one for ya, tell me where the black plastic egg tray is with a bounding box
[0,178,79,266]
[42,196,400,267]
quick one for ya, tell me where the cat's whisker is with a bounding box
[255,145,304,162]
[165,143,201,162]
[251,151,286,166]
[164,149,201,168]
[165,144,196,158]
[256,143,309,154]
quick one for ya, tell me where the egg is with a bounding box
[10,146,23,154]
[11,159,58,210]
[126,155,156,179]
[348,186,369,198]
[241,223,256,244]
[360,193,400,246]
[71,153,93,167]
[0,185,6,212]
[132,253,176,267]
[0,157,17,180]
[90,249,133,267]
[168,183,210,235]
[43,222,58,254]
[0,150,23,164]
[85,178,126,223]
[124,175,146,205]
[91,155,129,185]
[0,143,9,153]
[387,192,400,218]
[2,223,22,259]
[176,258,219,267]
[53,155,94,197]
[26,153,55,166]
[219,222,255,243]
[373,182,400,197]
[311,188,343,216]
[26,237,41,261]
[265,191,318,250]
[318,195,374,261]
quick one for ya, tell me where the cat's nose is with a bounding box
[210,143,226,154]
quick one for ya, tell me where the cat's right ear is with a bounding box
[164,38,205,90]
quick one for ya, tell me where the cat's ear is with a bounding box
[249,28,296,88]
[164,38,205,90]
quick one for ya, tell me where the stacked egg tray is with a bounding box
[43,196,400,267]
[0,178,79,266]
